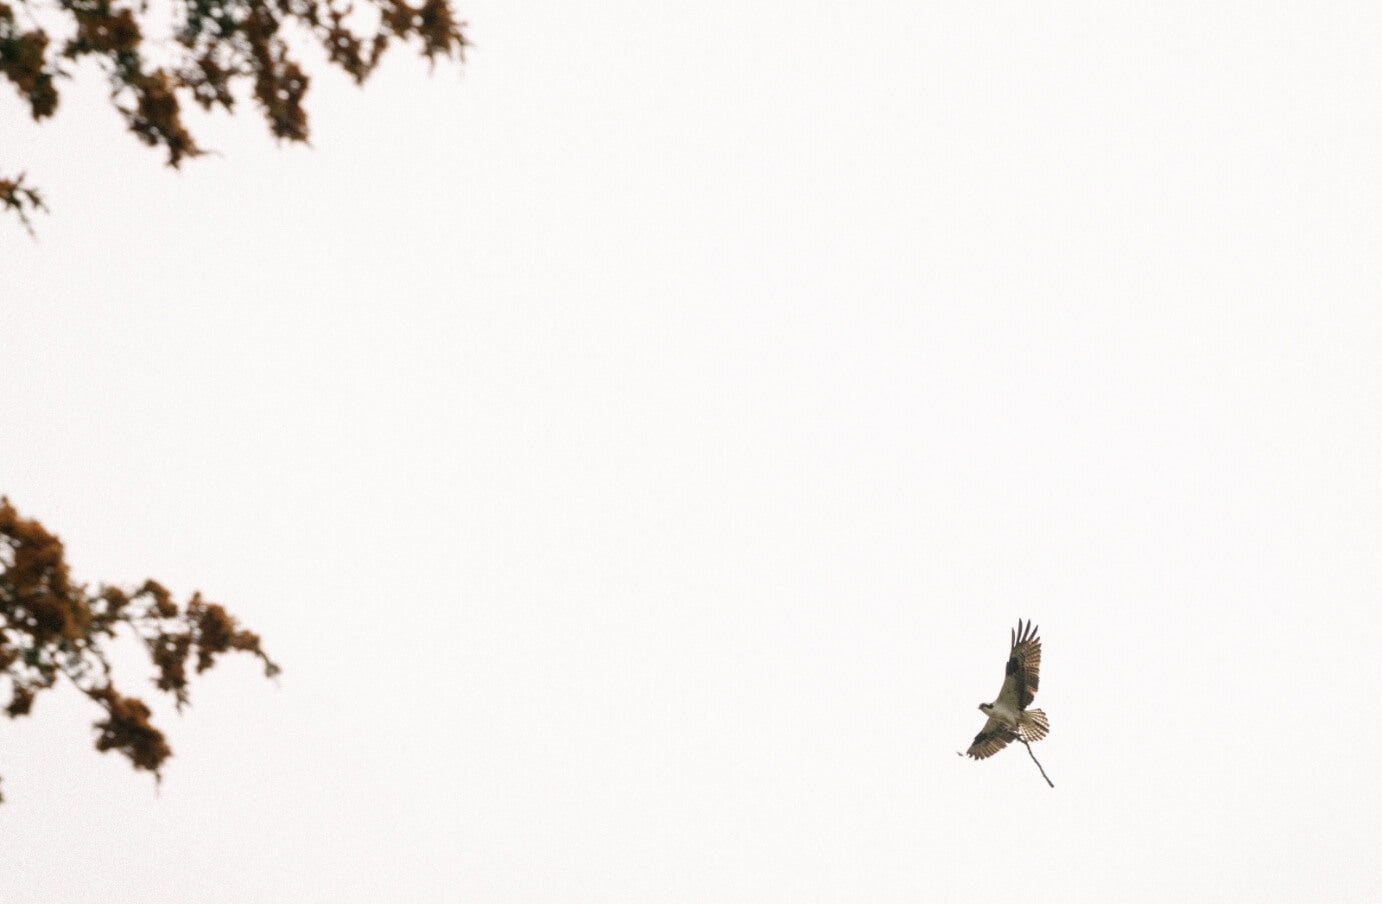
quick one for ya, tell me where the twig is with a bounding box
[1017,735,1054,788]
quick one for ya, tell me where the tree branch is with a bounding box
[1017,735,1054,788]
[0,171,46,235]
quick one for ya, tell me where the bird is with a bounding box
[964,619,1049,760]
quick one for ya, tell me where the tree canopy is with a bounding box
[0,497,279,802]
[1,0,469,230]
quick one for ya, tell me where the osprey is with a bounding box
[964,619,1049,760]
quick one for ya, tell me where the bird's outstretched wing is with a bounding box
[965,716,1018,760]
[996,618,1041,710]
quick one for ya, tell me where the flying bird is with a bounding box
[964,619,1049,761]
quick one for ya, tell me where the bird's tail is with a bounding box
[1019,709,1049,742]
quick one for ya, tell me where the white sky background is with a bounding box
[2,1,1380,901]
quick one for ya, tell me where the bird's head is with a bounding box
[978,702,993,715]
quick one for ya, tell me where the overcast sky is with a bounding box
[2,2,1380,902]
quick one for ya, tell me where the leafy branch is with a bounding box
[1,496,279,801]
[2,0,470,230]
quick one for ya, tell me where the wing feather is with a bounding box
[965,716,1017,759]
[997,618,1042,710]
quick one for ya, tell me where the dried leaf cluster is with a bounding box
[0,497,279,801]
[2,0,468,228]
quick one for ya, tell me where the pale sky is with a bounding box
[2,2,1380,902]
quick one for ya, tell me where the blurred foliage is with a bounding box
[0,497,279,802]
[0,170,45,233]
[1,0,468,229]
